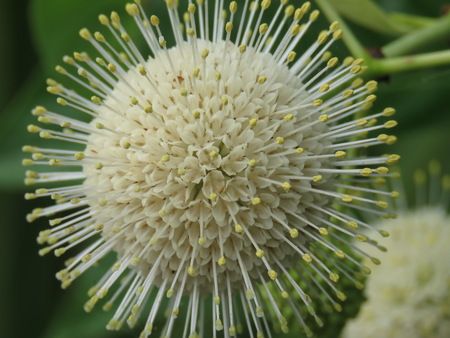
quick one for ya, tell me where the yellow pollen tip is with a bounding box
[79,28,92,40]
[312,175,322,182]
[313,99,323,106]
[333,29,343,40]
[302,254,312,263]
[356,234,368,242]
[188,266,195,276]
[385,120,398,129]
[275,137,285,144]
[282,182,291,191]
[335,250,345,259]
[249,118,257,127]
[386,135,397,145]
[252,197,261,205]
[386,154,400,165]
[329,273,339,283]
[379,230,390,237]
[347,221,358,229]
[377,201,389,208]
[341,195,353,203]
[377,166,389,175]
[218,256,227,266]
[71,152,85,161]
[309,9,320,21]
[259,23,269,35]
[327,57,339,68]
[198,237,206,246]
[150,15,160,26]
[188,3,196,13]
[319,83,330,92]
[362,266,372,275]
[360,168,373,176]
[289,228,298,238]
[357,119,368,127]
[335,151,347,159]
[295,147,304,154]
[383,107,396,116]
[317,31,328,44]
[256,249,265,258]
[229,2,238,13]
[283,113,293,122]
[161,155,170,162]
[319,227,328,236]
[268,270,278,280]
[235,224,243,233]
[336,291,346,301]
[287,51,296,62]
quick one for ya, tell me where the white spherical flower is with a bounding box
[343,171,450,338]
[24,1,398,337]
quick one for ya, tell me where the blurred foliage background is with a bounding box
[1,0,449,337]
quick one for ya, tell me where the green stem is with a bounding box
[389,12,436,30]
[315,0,370,59]
[371,50,450,75]
[382,12,450,57]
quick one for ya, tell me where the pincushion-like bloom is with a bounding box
[24,1,398,337]
[342,171,450,338]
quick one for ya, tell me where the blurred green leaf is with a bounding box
[328,0,413,36]
[30,0,134,74]
[0,2,13,109]
[42,256,130,338]
[0,69,45,190]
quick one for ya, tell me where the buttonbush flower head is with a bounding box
[23,0,398,337]
[343,165,450,338]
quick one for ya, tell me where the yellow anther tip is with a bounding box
[335,250,345,259]
[256,249,265,258]
[360,168,373,176]
[385,120,398,129]
[319,227,328,236]
[313,175,322,182]
[268,269,278,280]
[282,182,292,191]
[335,151,347,159]
[329,273,339,283]
[341,195,353,203]
[356,234,368,242]
[302,254,312,263]
[252,197,261,205]
[79,28,92,40]
[289,228,298,238]
[235,224,243,233]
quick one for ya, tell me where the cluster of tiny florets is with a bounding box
[23,1,398,337]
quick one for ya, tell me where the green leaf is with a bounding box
[30,0,139,74]
[0,69,47,190]
[328,0,412,36]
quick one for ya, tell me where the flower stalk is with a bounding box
[317,0,450,77]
